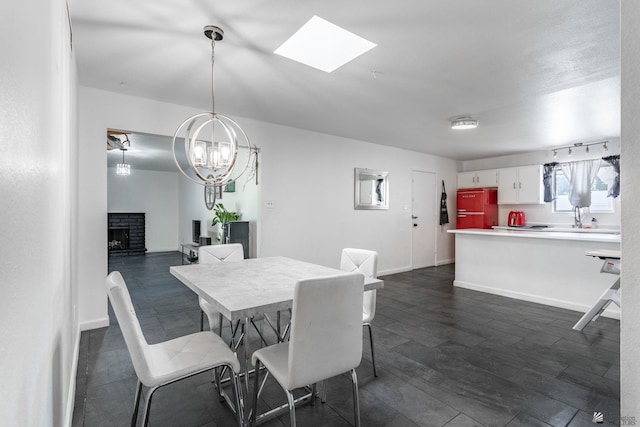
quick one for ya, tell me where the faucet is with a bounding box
[573,206,583,228]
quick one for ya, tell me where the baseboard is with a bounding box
[379,261,455,277]
[146,248,181,253]
[64,326,81,427]
[378,266,413,277]
[454,280,620,320]
[80,316,110,331]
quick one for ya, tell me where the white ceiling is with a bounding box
[73,0,620,170]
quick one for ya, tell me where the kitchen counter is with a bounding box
[448,228,621,319]
[449,227,621,243]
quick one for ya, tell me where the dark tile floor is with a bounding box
[72,252,620,427]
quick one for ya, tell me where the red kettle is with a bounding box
[508,211,526,227]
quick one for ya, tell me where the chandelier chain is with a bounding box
[211,39,216,113]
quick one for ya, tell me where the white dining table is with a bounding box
[170,256,383,322]
[169,255,384,421]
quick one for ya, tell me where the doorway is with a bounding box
[411,170,436,269]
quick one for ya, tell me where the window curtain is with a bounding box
[602,155,620,198]
[543,162,559,202]
[560,159,602,208]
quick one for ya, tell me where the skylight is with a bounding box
[274,16,376,73]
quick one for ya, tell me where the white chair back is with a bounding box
[286,273,364,390]
[199,243,244,264]
[105,271,154,385]
[341,248,378,322]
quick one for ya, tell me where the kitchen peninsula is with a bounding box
[448,228,621,319]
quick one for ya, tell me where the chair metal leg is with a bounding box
[320,380,327,403]
[350,369,361,427]
[250,360,262,427]
[286,390,297,427]
[365,323,378,377]
[214,366,224,401]
[131,380,143,427]
[141,385,159,427]
[229,367,244,427]
[200,310,205,331]
[311,383,317,406]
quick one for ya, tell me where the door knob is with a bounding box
[413,223,418,227]
[412,215,418,219]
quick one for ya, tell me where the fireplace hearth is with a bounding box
[108,213,146,256]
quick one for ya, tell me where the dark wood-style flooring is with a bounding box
[72,252,620,427]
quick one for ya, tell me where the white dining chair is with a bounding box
[198,243,269,350]
[105,271,243,427]
[198,243,245,332]
[341,248,379,377]
[249,273,365,427]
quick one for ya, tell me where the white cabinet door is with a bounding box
[497,165,544,204]
[458,170,498,188]
[476,169,498,187]
[497,167,519,204]
[457,172,478,188]
[517,165,544,204]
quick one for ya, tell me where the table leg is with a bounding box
[244,315,251,396]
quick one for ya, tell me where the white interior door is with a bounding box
[412,171,436,269]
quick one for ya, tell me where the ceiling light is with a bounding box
[172,26,256,187]
[603,142,608,152]
[274,16,377,73]
[451,117,478,130]
[116,148,130,176]
[553,150,557,158]
[109,132,131,175]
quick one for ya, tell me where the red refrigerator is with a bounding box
[456,188,498,229]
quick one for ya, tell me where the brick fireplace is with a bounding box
[108,213,146,256]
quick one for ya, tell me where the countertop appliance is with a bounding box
[456,188,498,229]
[508,210,526,227]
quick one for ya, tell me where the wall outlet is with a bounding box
[266,200,275,209]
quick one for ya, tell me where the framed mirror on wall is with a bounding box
[354,168,389,210]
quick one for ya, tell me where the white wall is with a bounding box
[0,0,79,425]
[108,168,180,252]
[461,139,621,228]
[252,122,458,271]
[621,1,640,418]
[77,87,458,328]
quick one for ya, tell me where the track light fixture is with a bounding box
[550,140,609,158]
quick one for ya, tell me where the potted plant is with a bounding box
[211,203,240,242]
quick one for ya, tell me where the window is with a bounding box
[553,164,615,212]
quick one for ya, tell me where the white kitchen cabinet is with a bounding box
[457,169,498,188]
[497,165,544,204]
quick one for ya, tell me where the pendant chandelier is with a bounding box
[172,26,255,187]
[116,148,131,175]
[111,132,131,175]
